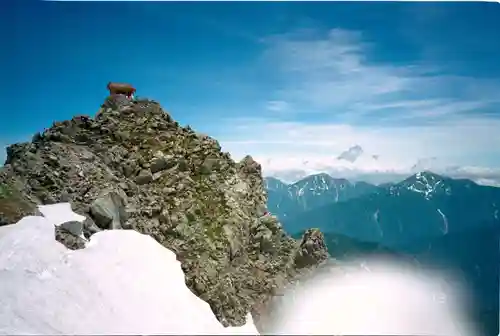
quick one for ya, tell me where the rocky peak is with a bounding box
[289,173,356,198]
[393,171,454,199]
[293,228,329,269]
[0,94,329,327]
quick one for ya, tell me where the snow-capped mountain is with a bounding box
[282,171,500,246]
[264,176,289,192]
[282,172,500,336]
[395,171,452,199]
[388,171,479,200]
[264,173,379,218]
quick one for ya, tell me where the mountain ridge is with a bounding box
[265,173,379,218]
[276,172,499,336]
[0,95,329,327]
[282,172,500,244]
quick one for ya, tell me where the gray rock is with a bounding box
[178,158,189,171]
[150,155,173,173]
[123,162,137,178]
[135,170,153,185]
[60,220,84,237]
[258,228,275,253]
[89,191,127,230]
[83,216,101,235]
[55,226,86,250]
[200,157,217,175]
[158,208,172,226]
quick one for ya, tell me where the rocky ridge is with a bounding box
[0,95,328,327]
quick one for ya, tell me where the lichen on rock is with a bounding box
[0,94,329,327]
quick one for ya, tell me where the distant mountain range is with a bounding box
[266,171,500,246]
[265,173,378,219]
[267,171,500,336]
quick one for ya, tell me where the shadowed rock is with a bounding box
[89,190,127,230]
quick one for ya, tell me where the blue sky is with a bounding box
[3,2,500,184]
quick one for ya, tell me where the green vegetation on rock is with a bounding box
[0,183,12,198]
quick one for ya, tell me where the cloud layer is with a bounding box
[216,27,500,185]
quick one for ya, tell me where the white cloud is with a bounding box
[213,27,500,186]
[257,28,499,124]
[218,117,500,185]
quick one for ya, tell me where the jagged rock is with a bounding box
[55,226,86,250]
[200,157,217,175]
[293,228,329,269]
[89,191,127,230]
[122,160,138,178]
[150,152,174,173]
[0,170,39,226]
[82,216,101,238]
[102,95,133,110]
[0,96,329,327]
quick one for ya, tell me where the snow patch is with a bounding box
[0,205,258,335]
[38,203,86,226]
[437,208,449,234]
[406,172,445,200]
[297,182,307,197]
[372,209,383,237]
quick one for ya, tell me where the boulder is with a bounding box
[135,170,153,185]
[89,191,127,230]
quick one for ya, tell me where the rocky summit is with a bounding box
[0,95,328,327]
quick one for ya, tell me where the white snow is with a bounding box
[407,172,444,200]
[297,183,306,197]
[38,203,86,226]
[437,208,449,234]
[0,204,258,335]
[334,183,339,202]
